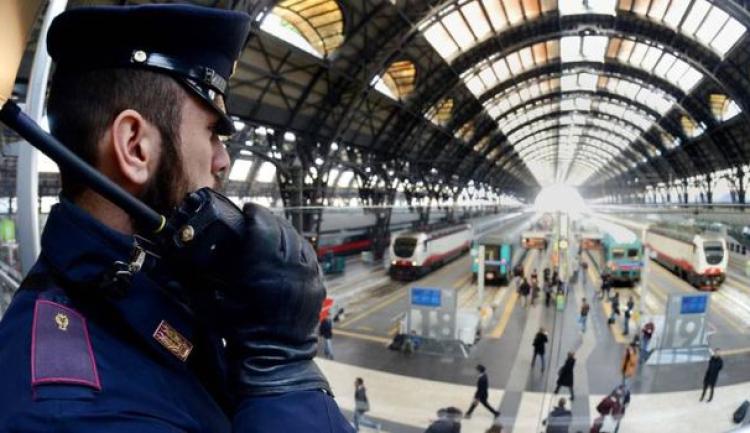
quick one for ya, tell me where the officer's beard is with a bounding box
[134,135,187,234]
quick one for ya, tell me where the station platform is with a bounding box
[317,226,750,433]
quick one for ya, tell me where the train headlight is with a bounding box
[391,261,397,266]
[411,261,417,266]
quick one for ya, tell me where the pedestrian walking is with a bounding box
[518,278,531,307]
[623,297,634,335]
[554,352,576,401]
[426,407,462,433]
[353,378,382,431]
[544,267,551,285]
[531,280,540,306]
[591,386,627,433]
[465,365,500,419]
[608,292,620,325]
[700,349,724,402]
[543,398,572,433]
[621,342,639,387]
[319,316,335,360]
[641,321,655,355]
[600,273,611,300]
[544,281,553,307]
[532,328,549,372]
[579,298,590,333]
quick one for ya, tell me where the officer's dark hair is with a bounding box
[47,67,185,200]
[476,364,485,373]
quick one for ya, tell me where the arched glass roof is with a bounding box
[418,0,745,62]
[261,0,345,58]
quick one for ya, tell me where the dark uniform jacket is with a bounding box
[704,355,724,385]
[0,200,353,433]
[475,373,489,400]
[533,332,548,354]
[557,358,575,387]
[0,199,231,432]
[319,317,333,339]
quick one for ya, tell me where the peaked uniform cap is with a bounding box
[47,4,252,134]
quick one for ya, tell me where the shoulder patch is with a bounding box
[31,299,101,390]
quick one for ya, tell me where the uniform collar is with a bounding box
[40,198,133,284]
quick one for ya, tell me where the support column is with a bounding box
[738,167,746,206]
[17,0,68,275]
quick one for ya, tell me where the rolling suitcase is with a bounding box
[733,400,749,424]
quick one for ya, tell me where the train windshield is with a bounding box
[704,242,725,265]
[612,249,625,259]
[393,237,417,258]
[627,248,639,258]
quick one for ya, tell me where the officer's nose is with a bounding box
[212,142,230,178]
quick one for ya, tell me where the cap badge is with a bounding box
[132,50,148,63]
[153,320,193,361]
[55,313,69,331]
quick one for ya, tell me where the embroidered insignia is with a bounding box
[32,300,101,390]
[55,313,69,331]
[153,320,193,362]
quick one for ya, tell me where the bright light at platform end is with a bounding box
[534,184,588,214]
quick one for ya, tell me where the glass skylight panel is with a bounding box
[443,9,475,50]
[653,52,676,78]
[681,0,711,36]
[711,18,747,56]
[466,75,485,96]
[663,0,690,28]
[560,0,616,16]
[256,161,277,183]
[677,67,703,92]
[481,0,508,32]
[422,23,459,59]
[724,100,742,121]
[641,45,662,70]
[462,1,492,41]
[336,170,354,187]
[492,58,512,82]
[617,39,635,63]
[228,159,253,181]
[561,36,581,62]
[629,42,648,65]
[582,36,608,62]
[695,6,729,46]
[326,168,339,186]
[636,88,671,114]
[506,52,523,74]
[519,47,535,69]
[505,0,525,24]
[666,58,690,84]
[646,0,670,20]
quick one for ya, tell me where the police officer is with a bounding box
[0,4,353,432]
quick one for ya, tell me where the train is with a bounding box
[645,224,727,290]
[471,234,514,285]
[389,223,472,280]
[725,225,750,277]
[601,227,643,285]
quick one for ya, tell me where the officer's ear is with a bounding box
[109,109,161,190]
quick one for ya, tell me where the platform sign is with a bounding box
[407,287,457,340]
[680,295,708,315]
[661,294,710,349]
[411,288,441,307]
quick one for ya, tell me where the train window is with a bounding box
[393,238,417,258]
[743,246,747,255]
[627,248,639,258]
[612,249,625,259]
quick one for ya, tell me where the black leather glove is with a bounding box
[216,203,330,399]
